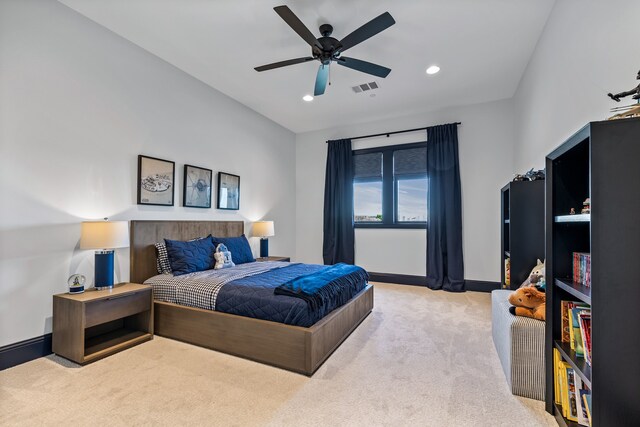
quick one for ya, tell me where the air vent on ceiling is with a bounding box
[352,81,379,93]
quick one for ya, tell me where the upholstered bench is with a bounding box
[491,290,545,401]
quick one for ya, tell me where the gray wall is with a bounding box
[513,0,640,170]
[0,0,296,346]
[295,99,516,282]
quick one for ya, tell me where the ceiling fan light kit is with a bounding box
[255,5,395,96]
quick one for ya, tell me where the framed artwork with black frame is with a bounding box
[217,172,240,210]
[137,155,175,206]
[183,164,212,208]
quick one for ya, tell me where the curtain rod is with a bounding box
[327,122,462,143]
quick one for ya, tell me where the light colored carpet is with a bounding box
[0,283,555,426]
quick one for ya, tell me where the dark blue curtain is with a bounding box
[426,124,465,291]
[323,139,355,265]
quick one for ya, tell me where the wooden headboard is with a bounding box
[129,220,244,283]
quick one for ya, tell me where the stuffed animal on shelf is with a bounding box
[508,286,546,321]
[521,259,546,289]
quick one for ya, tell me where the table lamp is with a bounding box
[253,221,274,258]
[80,219,129,289]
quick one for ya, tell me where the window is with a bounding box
[397,178,428,222]
[353,142,427,228]
[354,181,383,222]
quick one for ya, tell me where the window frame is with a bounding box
[353,141,428,229]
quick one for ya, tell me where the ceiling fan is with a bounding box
[254,5,396,96]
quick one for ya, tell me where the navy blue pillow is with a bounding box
[164,236,216,276]
[211,234,255,265]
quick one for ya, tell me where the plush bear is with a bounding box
[214,243,235,269]
[508,286,546,321]
[521,259,546,289]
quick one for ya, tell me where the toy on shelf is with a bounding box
[508,286,546,321]
[512,168,545,182]
[504,258,511,288]
[608,69,640,120]
[525,168,545,181]
[581,198,590,214]
[521,259,546,289]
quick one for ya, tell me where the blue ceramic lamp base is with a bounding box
[259,238,269,258]
[95,250,115,290]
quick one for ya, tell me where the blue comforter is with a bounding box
[146,262,368,327]
[216,263,367,327]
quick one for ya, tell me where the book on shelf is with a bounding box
[553,348,562,405]
[565,365,579,422]
[578,388,592,427]
[504,258,510,287]
[573,252,591,287]
[560,361,569,418]
[562,301,590,359]
[578,311,592,366]
[575,375,590,426]
[570,307,586,357]
[583,393,592,427]
[553,351,591,426]
[561,302,571,343]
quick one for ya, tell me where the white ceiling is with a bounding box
[58,0,555,133]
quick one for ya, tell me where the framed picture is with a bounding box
[183,164,212,208]
[217,172,240,210]
[137,155,175,206]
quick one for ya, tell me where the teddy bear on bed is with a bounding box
[508,260,546,321]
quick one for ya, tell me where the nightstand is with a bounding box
[256,256,290,262]
[53,283,153,364]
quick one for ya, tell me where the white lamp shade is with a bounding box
[253,221,275,238]
[80,221,129,250]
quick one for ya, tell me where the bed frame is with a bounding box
[130,220,373,375]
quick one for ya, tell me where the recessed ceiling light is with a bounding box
[426,65,440,75]
[302,94,314,102]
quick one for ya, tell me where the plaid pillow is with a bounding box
[155,242,172,274]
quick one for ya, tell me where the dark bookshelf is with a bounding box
[554,403,581,427]
[554,341,591,388]
[500,180,544,289]
[554,279,591,305]
[545,118,640,426]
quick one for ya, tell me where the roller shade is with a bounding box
[354,152,382,179]
[394,147,427,175]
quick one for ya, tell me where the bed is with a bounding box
[129,220,373,375]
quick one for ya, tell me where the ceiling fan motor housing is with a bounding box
[313,25,341,65]
[315,38,340,64]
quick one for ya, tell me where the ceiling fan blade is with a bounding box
[314,64,329,96]
[274,5,322,50]
[337,57,391,78]
[255,57,315,72]
[338,12,395,53]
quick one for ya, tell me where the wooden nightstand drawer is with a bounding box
[53,283,153,364]
[85,289,150,328]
